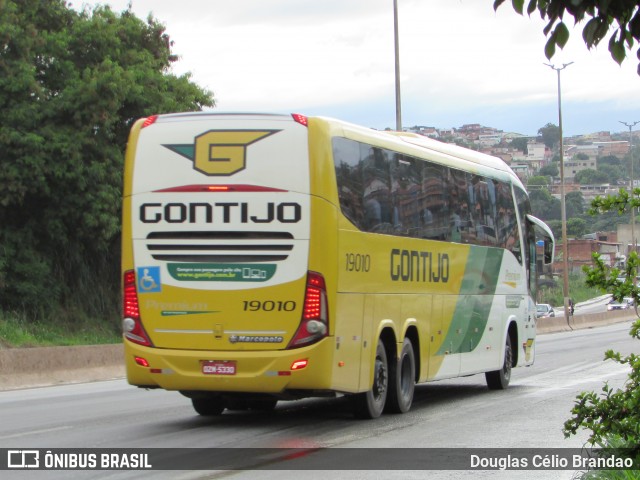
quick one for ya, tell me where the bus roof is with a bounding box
[142,112,525,190]
[315,116,525,189]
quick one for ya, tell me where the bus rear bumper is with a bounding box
[124,338,334,394]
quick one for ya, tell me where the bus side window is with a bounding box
[333,137,365,229]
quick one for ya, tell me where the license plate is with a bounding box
[201,360,236,375]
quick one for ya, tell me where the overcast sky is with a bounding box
[92,0,640,136]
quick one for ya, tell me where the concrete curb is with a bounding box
[0,312,637,391]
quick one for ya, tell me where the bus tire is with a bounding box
[191,396,226,416]
[352,339,388,419]
[386,337,415,413]
[485,334,513,390]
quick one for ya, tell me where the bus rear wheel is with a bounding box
[386,337,415,413]
[485,334,513,390]
[191,396,226,416]
[352,339,388,419]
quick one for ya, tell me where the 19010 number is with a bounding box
[345,253,371,272]
[243,300,296,312]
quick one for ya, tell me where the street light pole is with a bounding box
[393,0,402,131]
[619,120,640,254]
[545,62,573,328]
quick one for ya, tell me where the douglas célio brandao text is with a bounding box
[470,453,634,470]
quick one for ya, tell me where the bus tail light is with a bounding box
[122,270,153,347]
[287,271,328,349]
[134,356,150,367]
[291,113,308,127]
[290,359,308,370]
[141,115,158,128]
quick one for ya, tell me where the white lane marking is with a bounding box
[515,361,630,395]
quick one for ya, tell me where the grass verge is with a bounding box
[538,274,605,307]
[0,310,121,347]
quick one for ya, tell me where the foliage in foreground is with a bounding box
[494,0,640,74]
[562,190,640,474]
[562,316,640,456]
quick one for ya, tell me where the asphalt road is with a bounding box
[1,321,637,480]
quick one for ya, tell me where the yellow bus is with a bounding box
[121,112,554,418]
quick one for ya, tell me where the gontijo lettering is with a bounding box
[140,202,301,224]
[390,249,449,282]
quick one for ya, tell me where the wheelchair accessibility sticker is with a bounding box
[137,267,161,293]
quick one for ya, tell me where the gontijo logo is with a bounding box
[163,130,281,176]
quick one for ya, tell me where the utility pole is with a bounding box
[619,120,640,254]
[545,62,573,328]
[393,0,402,131]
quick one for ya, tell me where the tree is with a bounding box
[597,164,623,185]
[599,154,622,167]
[590,208,634,233]
[564,190,640,466]
[510,136,530,153]
[546,219,562,240]
[494,0,640,75]
[566,217,587,237]
[527,175,549,186]
[0,2,215,318]
[575,169,609,185]
[565,190,584,218]
[529,188,561,220]
[538,123,560,150]
[539,162,558,177]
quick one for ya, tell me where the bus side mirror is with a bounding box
[527,215,555,267]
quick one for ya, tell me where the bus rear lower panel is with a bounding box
[124,337,336,396]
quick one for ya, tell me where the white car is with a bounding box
[536,304,555,318]
[607,298,633,311]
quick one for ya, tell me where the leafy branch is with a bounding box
[494,0,640,75]
[561,185,640,468]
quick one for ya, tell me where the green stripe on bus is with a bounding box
[437,247,503,355]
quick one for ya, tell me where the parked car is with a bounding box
[536,304,555,318]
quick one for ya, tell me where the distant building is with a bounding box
[456,123,503,142]
[493,153,513,165]
[478,133,503,146]
[617,224,640,256]
[593,141,629,157]
[502,132,529,143]
[578,184,617,203]
[564,154,597,181]
[526,141,547,171]
[553,232,622,276]
[406,125,439,138]
[511,164,529,181]
[565,144,600,160]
